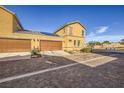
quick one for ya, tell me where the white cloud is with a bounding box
[96,26,109,33]
[87,26,109,38]
[86,25,124,42]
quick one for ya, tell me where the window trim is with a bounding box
[82,30,84,36]
[69,27,73,35]
[78,40,80,47]
[74,40,76,46]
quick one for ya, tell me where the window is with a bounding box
[78,40,80,47]
[63,28,65,34]
[65,27,73,35]
[64,28,68,35]
[74,40,76,46]
[69,40,72,42]
[82,30,84,36]
[63,30,65,34]
[69,27,73,35]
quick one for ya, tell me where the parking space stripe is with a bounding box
[0,55,113,83]
[0,63,78,83]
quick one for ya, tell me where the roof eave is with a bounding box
[54,21,86,34]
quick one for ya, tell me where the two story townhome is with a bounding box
[54,22,86,51]
[0,6,86,53]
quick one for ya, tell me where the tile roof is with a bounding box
[40,32,59,36]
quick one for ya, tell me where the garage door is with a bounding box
[0,38,31,53]
[40,40,62,51]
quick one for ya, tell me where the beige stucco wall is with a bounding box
[13,33,63,50]
[0,7,63,51]
[0,7,85,52]
[0,8,13,35]
[55,23,86,51]
[0,32,63,50]
[13,16,23,32]
[63,36,85,51]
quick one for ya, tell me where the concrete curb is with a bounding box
[93,49,124,54]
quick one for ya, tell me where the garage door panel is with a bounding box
[40,40,62,51]
[0,38,31,53]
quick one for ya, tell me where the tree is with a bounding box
[120,39,124,45]
[102,41,111,44]
[88,41,102,48]
[95,42,102,45]
[88,41,95,48]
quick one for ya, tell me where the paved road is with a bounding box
[0,53,124,88]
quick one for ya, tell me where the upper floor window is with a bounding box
[82,30,84,36]
[69,27,73,35]
[64,27,73,35]
[63,28,66,34]
[63,30,65,34]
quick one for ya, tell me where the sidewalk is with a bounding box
[0,51,71,61]
[0,52,31,61]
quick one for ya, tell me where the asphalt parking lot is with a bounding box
[0,52,124,88]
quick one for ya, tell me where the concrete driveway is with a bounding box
[0,52,124,88]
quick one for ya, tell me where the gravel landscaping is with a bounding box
[0,53,124,88]
[0,56,76,79]
[0,53,102,79]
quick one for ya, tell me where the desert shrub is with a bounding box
[80,47,92,53]
[31,48,41,57]
[120,42,124,45]
[88,41,102,48]
[67,51,74,54]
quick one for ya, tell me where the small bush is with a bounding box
[31,48,41,57]
[80,47,92,53]
[67,51,74,54]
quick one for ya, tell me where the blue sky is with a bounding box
[5,5,124,42]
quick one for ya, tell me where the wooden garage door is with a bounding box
[40,40,62,51]
[0,38,31,53]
